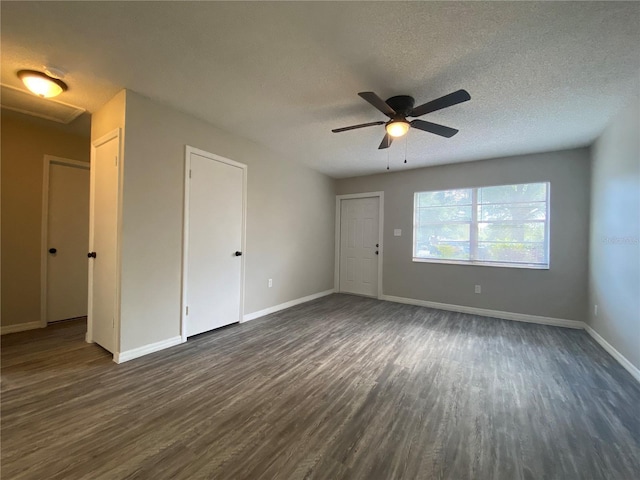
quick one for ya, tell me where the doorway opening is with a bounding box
[40,156,90,327]
[334,192,384,298]
[181,146,247,341]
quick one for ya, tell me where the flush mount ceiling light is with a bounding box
[385,120,410,138]
[17,70,68,98]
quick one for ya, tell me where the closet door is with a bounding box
[45,160,90,323]
[88,130,120,353]
[183,148,246,338]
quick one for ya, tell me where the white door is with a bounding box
[339,197,380,297]
[89,134,119,353]
[46,161,90,322]
[185,150,245,337]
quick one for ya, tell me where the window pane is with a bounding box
[414,182,548,267]
[415,224,470,260]
[417,189,472,207]
[478,183,547,204]
[478,222,545,243]
[478,202,546,221]
[477,242,546,264]
[417,205,472,223]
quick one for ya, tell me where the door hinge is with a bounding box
[189,169,192,179]
[186,306,189,315]
[115,156,118,167]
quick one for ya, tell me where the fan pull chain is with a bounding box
[386,148,390,170]
[404,129,409,164]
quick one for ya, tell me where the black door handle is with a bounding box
[48,248,57,254]
[375,251,379,255]
[376,244,379,248]
[234,251,242,256]
[88,252,97,258]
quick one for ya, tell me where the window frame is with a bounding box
[412,182,550,269]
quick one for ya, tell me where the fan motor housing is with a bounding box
[386,95,415,117]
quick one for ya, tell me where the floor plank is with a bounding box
[1,294,638,479]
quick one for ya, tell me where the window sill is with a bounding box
[412,257,550,270]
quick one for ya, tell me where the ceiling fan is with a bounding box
[332,89,471,149]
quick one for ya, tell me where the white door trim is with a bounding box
[40,155,90,328]
[334,192,384,298]
[181,146,248,342]
[87,128,123,355]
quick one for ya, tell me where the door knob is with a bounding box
[234,251,242,256]
[88,252,97,258]
[375,251,379,255]
[48,248,57,254]
[376,244,379,248]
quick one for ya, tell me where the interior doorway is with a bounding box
[40,156,90,326]
[335,192,384,298]
[87,129,121,354]
[182,146,247,339]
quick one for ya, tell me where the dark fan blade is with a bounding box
[358,92,396,117]
[410,89,470,117]
[332,121,385,133]
[411,119,459,138]
[378,133,393,149]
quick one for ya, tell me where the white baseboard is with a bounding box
[584,324,640,383]
[379,294,584,329]
[114,336,183,364]
[242,289,334,322]
[0,321,43,335]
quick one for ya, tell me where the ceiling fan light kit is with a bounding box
[17,69,68,98]
[332,89,471,150]
[386,120,410,137]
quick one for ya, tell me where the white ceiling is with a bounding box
[2,2,639,178]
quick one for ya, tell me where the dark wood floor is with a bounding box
[1,294,639,480]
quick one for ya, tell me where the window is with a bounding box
[413,182,549,268]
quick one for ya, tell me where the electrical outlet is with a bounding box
[594,304,598,316]
[268,278,273,288]
[475,285,481,294]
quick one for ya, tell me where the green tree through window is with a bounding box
[413,182,549,268]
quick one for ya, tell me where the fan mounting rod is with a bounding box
[385,95,415,118]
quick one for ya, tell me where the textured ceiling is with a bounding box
[2,2,639,178]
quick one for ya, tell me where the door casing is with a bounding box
[40,155,90,327]
[334,192,384,298]
[87,128,123,356]
[181,145,247,342]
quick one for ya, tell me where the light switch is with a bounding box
[394,229,402,236]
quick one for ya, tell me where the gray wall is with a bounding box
[588,93,640,370]
[119,91,336,352]
[337,149,591,321]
